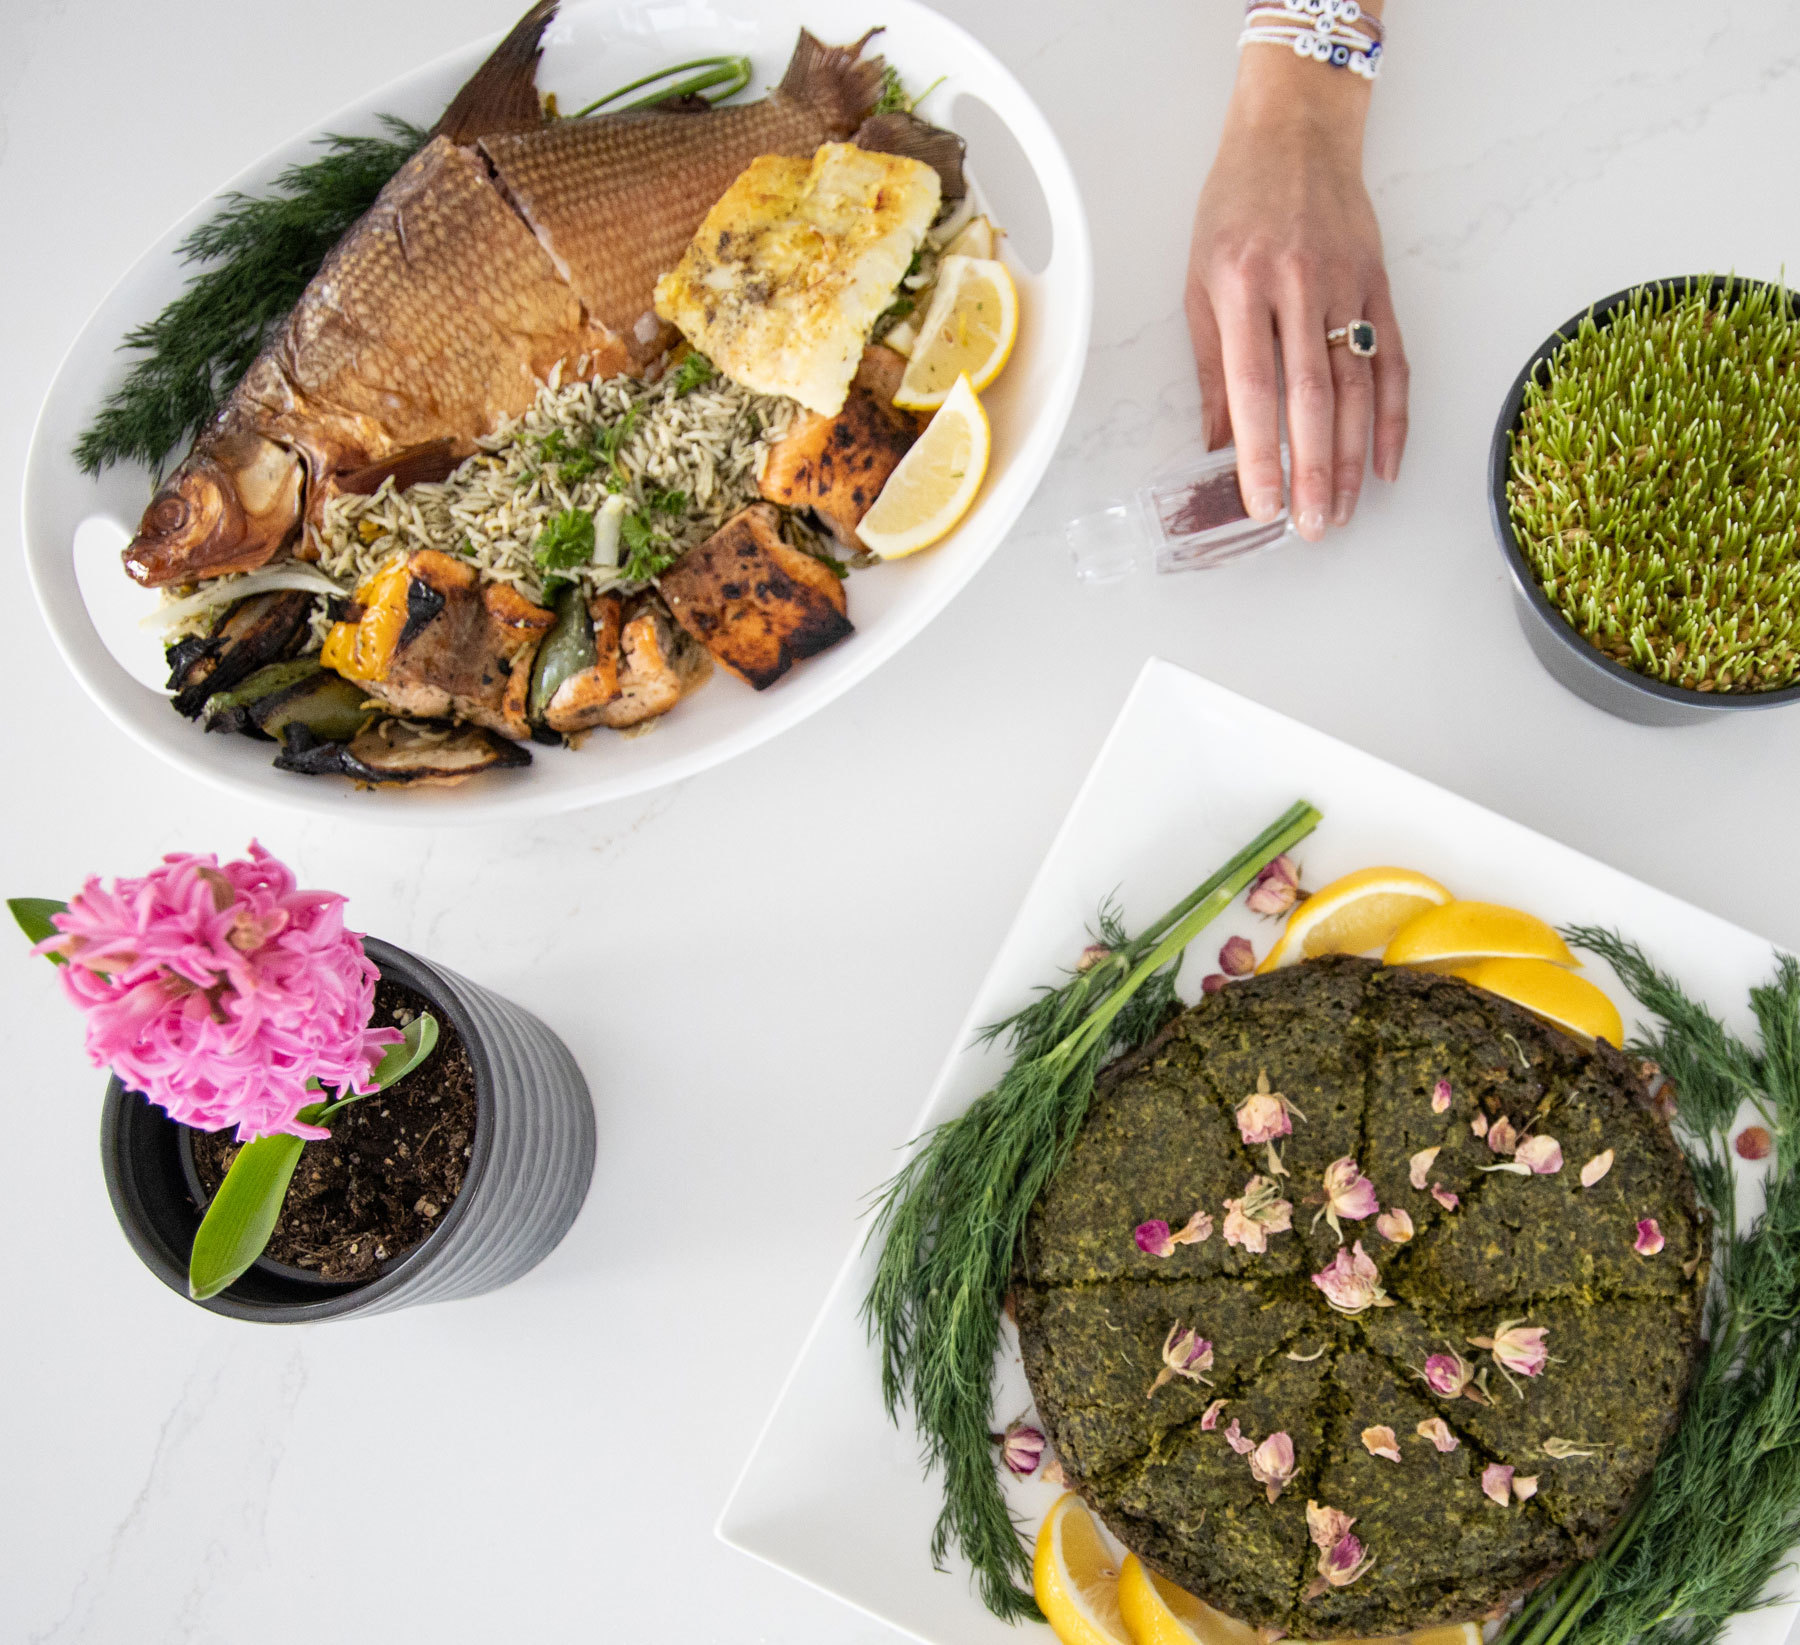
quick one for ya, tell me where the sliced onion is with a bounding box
[144,565,350,630]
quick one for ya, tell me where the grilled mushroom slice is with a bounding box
[274,719,531,787]
[166,590,315,718]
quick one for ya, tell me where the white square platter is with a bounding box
[717,655,1796,1645]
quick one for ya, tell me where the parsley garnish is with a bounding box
[533,507,596,571]
[670,352,715,396]
[619,509,678,583]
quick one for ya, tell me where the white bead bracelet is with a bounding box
[1240,0,1384,80]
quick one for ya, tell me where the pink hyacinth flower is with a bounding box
[1635,1218,1665,1256]
[41,843,401,1141]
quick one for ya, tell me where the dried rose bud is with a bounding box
[1514,1135,1563,1175]
[1135,1220,1176,1258]
[1432,1079,1453,1114]
[1432,1184,1461,1212]
[1315,1155,1381,1239]
[1488,1116,1519,1155]
[1416,1418,1460,1453]
[1736,1126,1773,1161]
[1236,1070,1301,1145]
[1077,943,1112,973]
[1202,973,1230,995]
[1200,1398,1228,1432]
[1409,1146,1441,1190]
[1306,1500,1357,1552]
[1375,1207,1414,1244]
[997,1421,1046,1476]
[1223,1174,1294,1254]
[1470,1113,1489,1139]
[1224,1418,1254,1455]
[1219,935,1258,977]
[1318,1531,1374,1589]
[1580,1149,1615,1187]
[1482,1463,1516,1506]
[1249,1431,1297,1502]
[1634,1218,1665,1256]
[1420,1349,1475,1399]
[1512,1474,1540,1502]
[1470,1321,1549,1377]
[1246,855,1302,916]
[1311,1242,1394,1315]
[1361,1425,1402,1463]
[1148,1324,1215,1396]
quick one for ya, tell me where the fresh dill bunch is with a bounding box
[1499,930,1800,1645]
[75,118,426,478]
[1507,277,1800,694]
[862,801,1322,1619]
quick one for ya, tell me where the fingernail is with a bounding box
[1298,508,1326,540]
[1332,493,1354,527]
[1248,491,1282,523]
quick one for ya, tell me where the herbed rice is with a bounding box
[301,365,803,636]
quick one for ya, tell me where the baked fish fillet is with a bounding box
[653,144,940,417]
[123,2,963,589]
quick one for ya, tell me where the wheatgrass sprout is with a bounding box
[1507,278,1800,693]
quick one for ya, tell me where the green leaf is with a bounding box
[188,1122,313,1300]
[670,351,715,396]
[9,898,68,962]
[311,1011,439,1125]
[533,508,597,572]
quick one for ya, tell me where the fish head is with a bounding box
[123,431,304,587]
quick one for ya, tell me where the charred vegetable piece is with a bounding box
[659,502,852,690]
[166,590,315,718]
[528,585,599,723]
[256,672,380,745]
[274,720,530,787]
[757,345,923,548]
[598,595,710,728]
[545,595,627,734]
[201,658,323,734]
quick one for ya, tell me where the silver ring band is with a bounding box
[1327,320,1378,357]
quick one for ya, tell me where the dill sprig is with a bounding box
[863,800,1322,1620]
[1507,277,1800,694]
[1498,929,1800,1645]
[75,119,427,477]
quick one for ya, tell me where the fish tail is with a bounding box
[853,112,968,202]
[777,27,888,137]
[433,0,558,144]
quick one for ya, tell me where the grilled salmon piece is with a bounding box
[543,593,624,734]
[659,502,851,690]
[596,596,712,729]
[758,345,923,548]
[321,550,552,739]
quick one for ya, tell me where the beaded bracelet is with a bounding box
[1240,0,1384,80]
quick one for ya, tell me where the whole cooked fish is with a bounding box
[124,0,964,588]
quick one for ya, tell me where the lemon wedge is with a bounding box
[1258,868,1454,973]
[1454,957,1624,1045]
[1118,1556,1262,1645]
[855,373,990,559]
[942,213,998,260]
[894,254,1019,409]
[1035,1493,1133,1645]
[1383,901,1578,971]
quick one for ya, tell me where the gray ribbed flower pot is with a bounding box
[100,938,594,1322]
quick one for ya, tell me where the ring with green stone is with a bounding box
[1327,319,1378,357]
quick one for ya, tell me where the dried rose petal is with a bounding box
[1306,1501,1356,1551]
[1148,1324,1215,1396]
[1135,1219,1176,1258]
[1237,1071,1301,1146]
[1420,1349,1474,1399]
[1311,1241,1394,1314]
[1249,1431,1297,1502]
[1432,1079,1453,1114]
[1515,1135,1564,1175]
[1416,1417,1460,1452]
[1202,973,1230,995]
[1173,1209,1214,1246]
[1736,1126,1773,1161]
[1409,1146,1441,1190]
[1512,1474,1540,1502]
[1201,1398,1228,1432]
[1482,1463,1515,1506]
[1223,1174,1294,1254]
[1488,1116,1519,1155]
[1224,1418,1254,1455]
[1041,1457,1069,1487]
[1315,1155,1381,1239]
[1361,1425,1402,1463]
[1470,1113,1489,1139]
[1219,935,1258,977]
[1580,1149,1615,1188]
[1246,855,1301,917]
[998,1421,1045,1476]
[1635,1218,1665,1256]
[1077,943,1112,973]
[1432,1184,1460,1212]
[1375,1207,1415,1244]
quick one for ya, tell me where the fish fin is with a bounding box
[333,440,463,496]
[433,0,557,144]
[853,112,968,202]
[776,28,888,137]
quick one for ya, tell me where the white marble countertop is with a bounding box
[5,2,1799,1640]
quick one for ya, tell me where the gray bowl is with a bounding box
[1488,274,1800,725]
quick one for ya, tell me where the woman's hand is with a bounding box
[1185,43,1408,540]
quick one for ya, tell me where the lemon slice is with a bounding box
[942,213,998,260]
[855,373,990,559]
[1383,901,1578,970]
[1118,1556,1262,1645]
[894,254,1019,409]
[1455,957,1624,1045]
[1034,1493,1132,1645]
[1257,868,1454,973]
[1406,1625,1485,1645]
